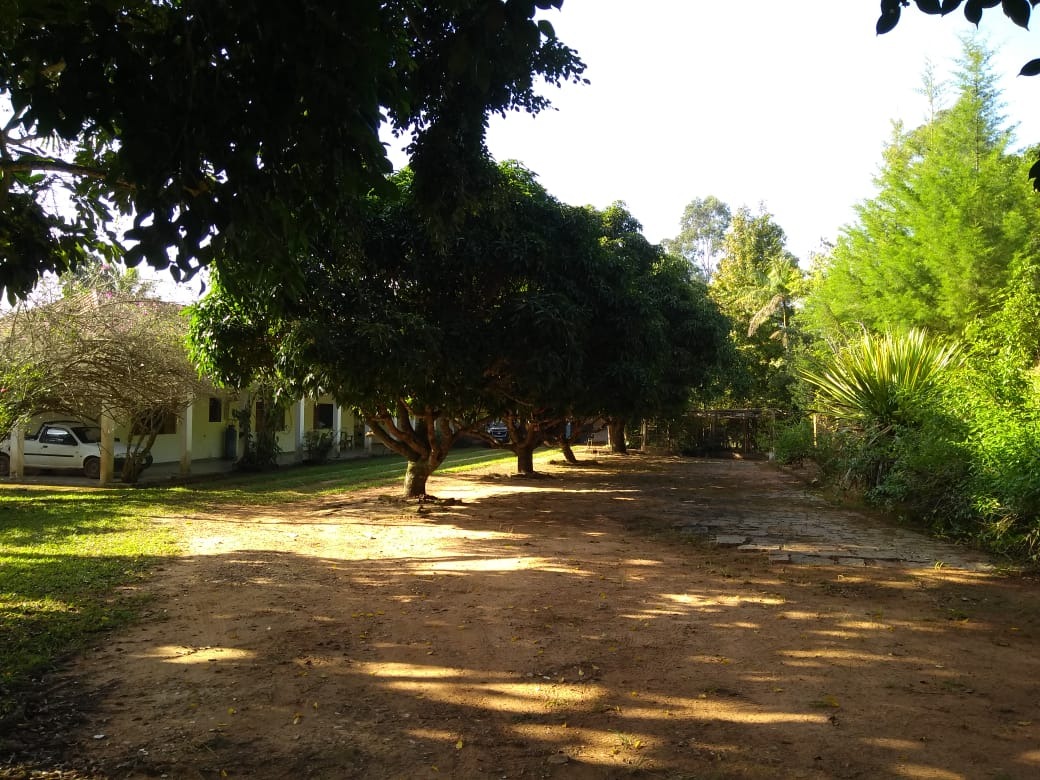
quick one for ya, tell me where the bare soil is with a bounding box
[4,454,1040,779]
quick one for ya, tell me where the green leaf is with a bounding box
[1028,154,1040,180]
[941,0,964,13]
[877,7,902,34]
[1019,58,1040,75]
[916,0,944,13]
[1002,0,1031,27]
[965,0,984,23]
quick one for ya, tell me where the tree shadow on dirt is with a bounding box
[5,457,1040,779]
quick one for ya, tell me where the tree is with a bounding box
[805,39,1038,339]
[477,200,731,466]
[709,205,804,408]
[0,1,586,303]
[574,203,732,453]
[663,196,731,281]
[190,161,595,495]
[1,273,209,482]
[876,0,1040,190]
[476,201,597,474]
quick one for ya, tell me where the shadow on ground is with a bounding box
[4,456,1040,779]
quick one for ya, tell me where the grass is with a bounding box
[177,445,523,503]
[0,490,180,718]
[0,445,529,719]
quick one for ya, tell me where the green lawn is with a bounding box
[0,447,521,719]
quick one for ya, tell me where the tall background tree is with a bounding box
[709,205,804,408]
[663,196,732,281]
[805,39,1038,339]
[877,0,1040,195]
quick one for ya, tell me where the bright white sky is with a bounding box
[474,0,1040,261]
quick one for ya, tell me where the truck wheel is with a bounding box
[83,457,101,480]
[0,454,9,477]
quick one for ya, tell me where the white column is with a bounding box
[99,407,116,485]
[179,401,194,476]
[332,404,343,454]
[9,422,24,478]
[295,398,306,460]
[364,422,373,452]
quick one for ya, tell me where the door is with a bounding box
[26,426,81,470]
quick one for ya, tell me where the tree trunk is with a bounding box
[122,429,160,484]
[560,439,578,464]
[121,455,141,484]
[403,458,434,498]
[516,444,536,476]
[609,419,628,454]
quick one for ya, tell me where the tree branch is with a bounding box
[0,156,118,184]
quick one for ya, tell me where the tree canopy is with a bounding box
[662,196,731,281]
[190,165,733,493]
[708,206,804,408]
[877,0,1040,189]
[190,160,596,493]
[0,1,585,303]
[0,266,208,480]
[805,39,1040,339]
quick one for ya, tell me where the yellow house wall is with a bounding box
[118,395,234,464]
[25,394,357,467]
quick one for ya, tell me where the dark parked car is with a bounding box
[487,421,509,444]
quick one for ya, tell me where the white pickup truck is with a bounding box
[0,420,151,480]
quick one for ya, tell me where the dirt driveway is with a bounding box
[6,455,1040,779]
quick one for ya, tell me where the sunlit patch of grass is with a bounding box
[179,447,522,507]
[0,489,180,718]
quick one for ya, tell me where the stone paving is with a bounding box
[670,459,997,572]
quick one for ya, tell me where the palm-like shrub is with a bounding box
[801,329,961,434]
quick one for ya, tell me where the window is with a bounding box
[132,408,177,436]
[40,427,76,445]
[254,401,287,433]
[314,403,334,430]
[208,397,223,423]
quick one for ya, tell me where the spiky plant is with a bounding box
[801,329,962,435]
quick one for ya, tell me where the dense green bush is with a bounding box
[795,337,1040,562]
[957,395,1040,558]
[863,415,975,534]
[771,418,815,465]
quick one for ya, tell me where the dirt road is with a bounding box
[6,455,1040,779]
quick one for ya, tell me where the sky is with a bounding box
[460,0,1040,262]
[152,0,1040,300]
